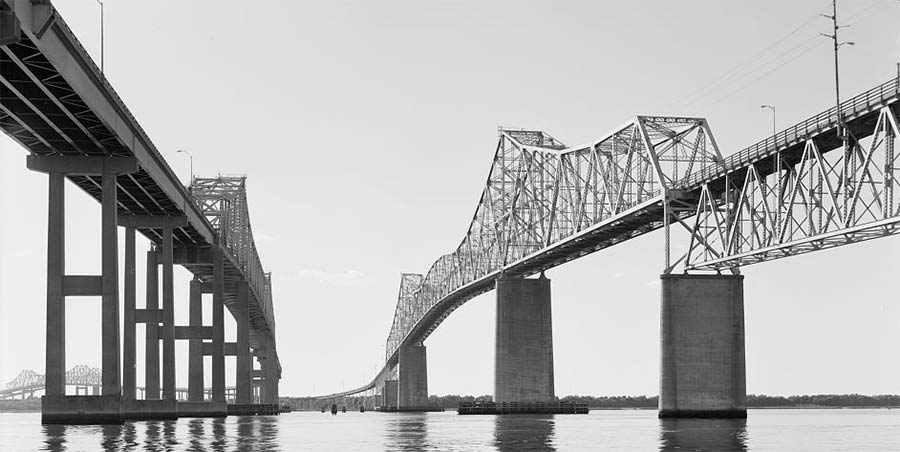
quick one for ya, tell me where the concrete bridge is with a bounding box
[320,77,900,418]
[1,1,280,423]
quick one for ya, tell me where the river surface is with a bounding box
[0,409,897,451]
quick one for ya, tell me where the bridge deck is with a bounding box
[0,2,275,358]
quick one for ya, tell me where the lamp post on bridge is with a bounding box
[760,105,776,137]
[95,0,103,73]
[176,149,193,188]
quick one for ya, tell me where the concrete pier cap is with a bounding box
[658,273,746,419]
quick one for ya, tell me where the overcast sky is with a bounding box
[1,0,898,398]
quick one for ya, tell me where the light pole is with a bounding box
[821,0,854,139]
[95,0,104,73]
[177,149,193,188]
[760,105,776,137]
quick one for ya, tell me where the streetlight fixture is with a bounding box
[760,105,776,137]
[176,149,193,188]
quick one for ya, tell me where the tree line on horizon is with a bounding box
[279,393,899,410]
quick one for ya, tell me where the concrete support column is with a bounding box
[144,250,160,399]
[382,380,398,408]
[235,282,252,403]
[44,172,65,397]
[398,345,427,408]
[256,356,268,403]
[188,278,203,401]
[211,248,226,403]
[161,227,176,401]
[100,171,121,396]
[659,274,746,419]
[123,226,136,400]
[494,275,554,403]
[262,337,278,404]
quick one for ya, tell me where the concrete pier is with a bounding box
[398,345,428,409]
[658,274,746,419]
[494,275,554,403]
[121,399,178,421]
[100,171,121,397]
[29,158,139,424]
[178,401,228,418]
[212,248,226,403]
[188,278,204,401]
[44,173,65,399]
[382,380,398,408]
[262,335,279,403]
[123,227,136,401]
[162,227,176,401]
[235,282,252,404]
[145,250,160,400]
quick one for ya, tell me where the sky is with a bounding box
[1,0,899,398]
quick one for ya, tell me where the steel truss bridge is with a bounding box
[321,77,900,399]
[0,0,280,414]
[1,367,248,402]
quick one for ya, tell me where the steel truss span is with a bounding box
[681,86,900,271]
[327,78,900,399]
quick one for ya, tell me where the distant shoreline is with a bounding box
[3,395,898,414]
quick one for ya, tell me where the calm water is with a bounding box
[0,409,897,451]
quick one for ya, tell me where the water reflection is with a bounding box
[41,424,67,452]
[186,418,204,452]
[210,418,227,452]
[658,418,748,451]
[143,420,179,451]
[121,421,137,451]
[494,415,556,452]
[100,424,122,451]
[256,416,280,451]
[385,413,429,451]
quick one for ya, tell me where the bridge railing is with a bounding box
[680,77,900,190]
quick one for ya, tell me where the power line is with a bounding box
[667,0,891,113]
[678,33,822,111]
[667,14,819,111]
[707,39,828,108]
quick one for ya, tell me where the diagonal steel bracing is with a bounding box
[329,78,900,399]
[381,117,722,373]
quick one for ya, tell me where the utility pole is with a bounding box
[821,0,853,139]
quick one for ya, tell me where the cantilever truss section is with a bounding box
[4,369,43,391]
[1,365,103,399]
[383,117,722,361]
[683,106,900,271]
[190,176,274,327]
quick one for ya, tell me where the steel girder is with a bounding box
[680,82,900,271]
[381,117,722,364]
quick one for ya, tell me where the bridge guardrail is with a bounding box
[681,77,900,190]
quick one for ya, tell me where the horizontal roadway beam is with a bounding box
[10,1,215,244]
